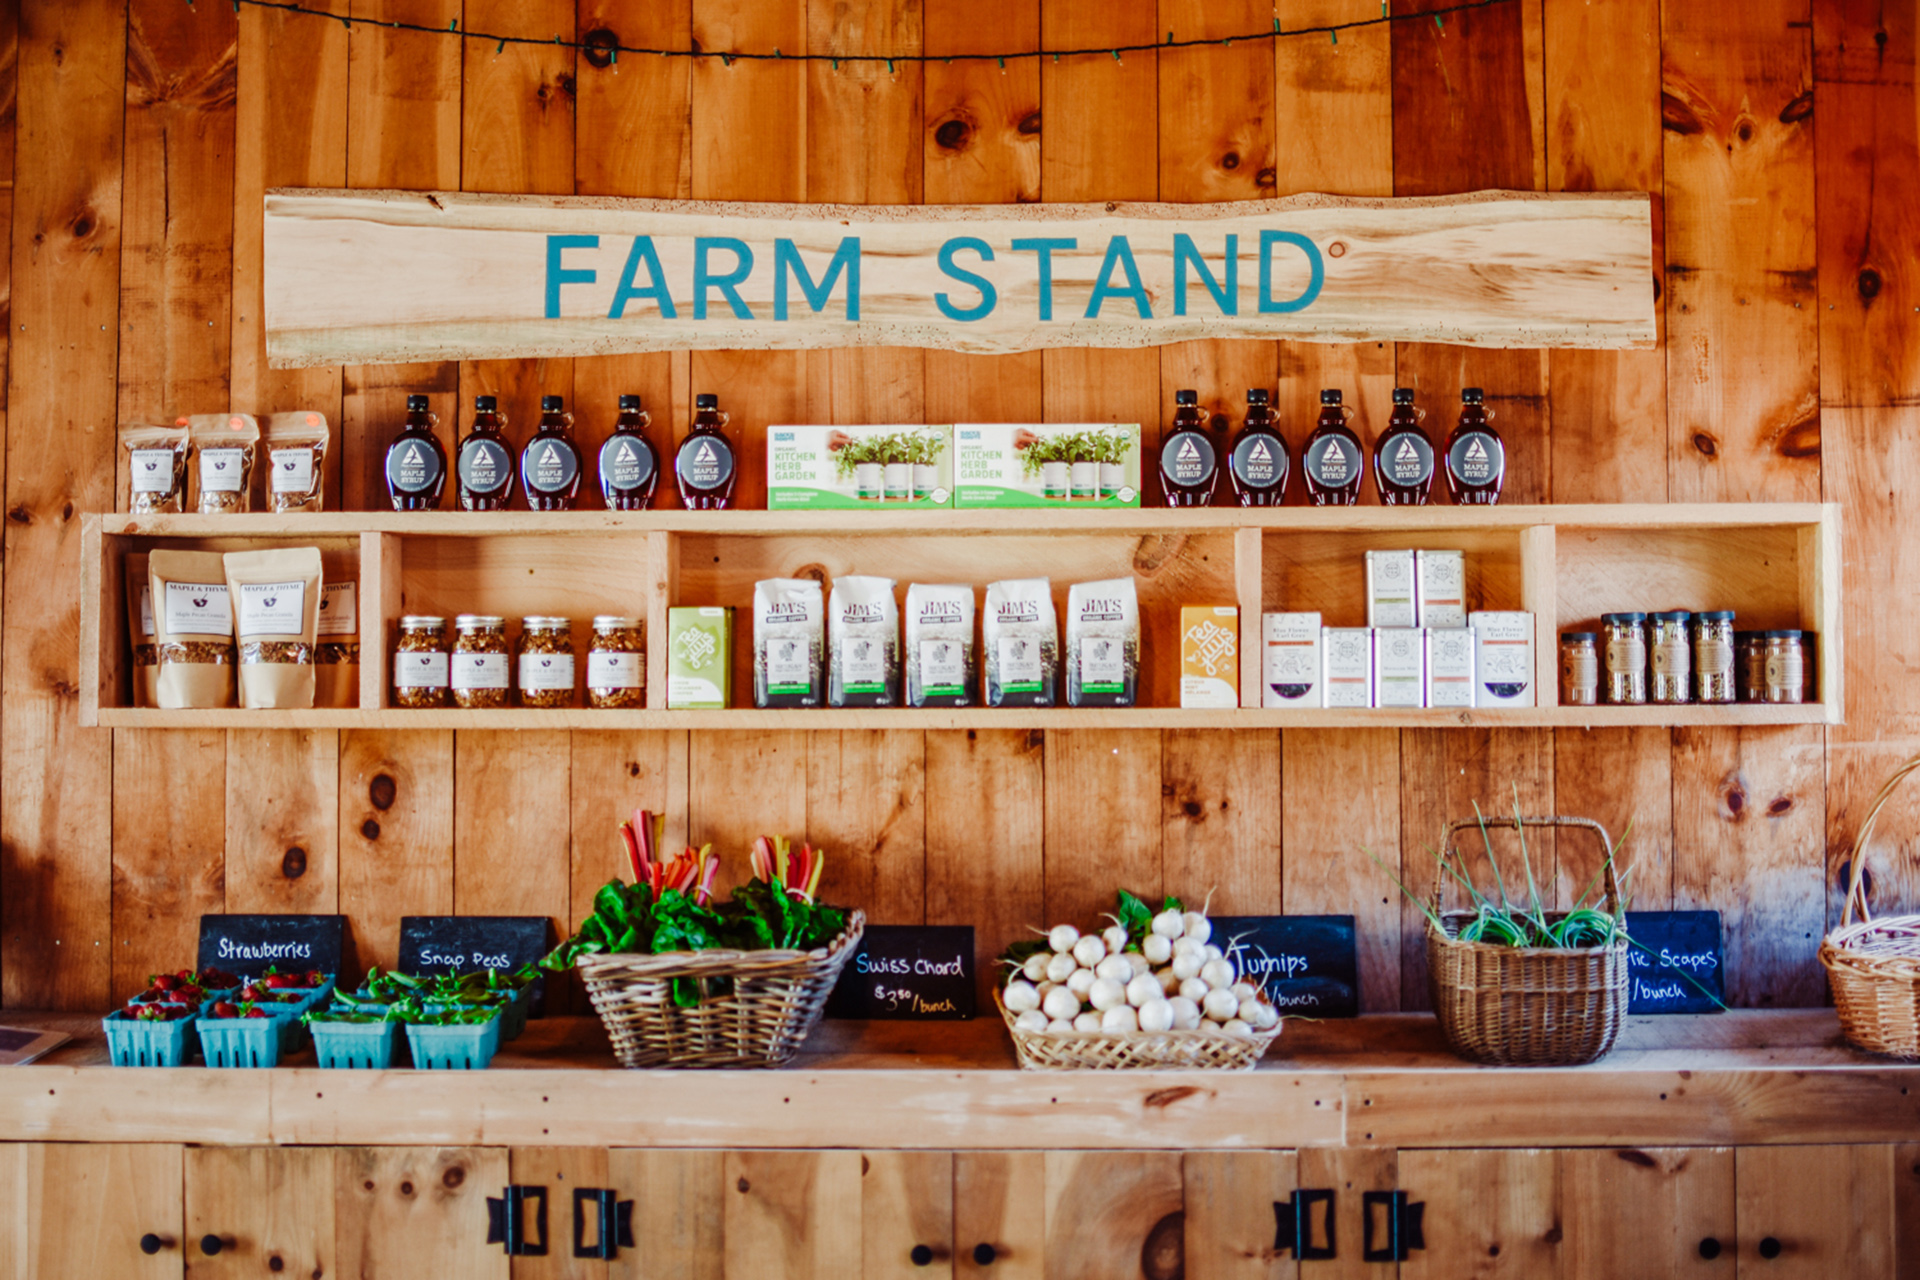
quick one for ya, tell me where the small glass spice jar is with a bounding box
[1650,610,1692,705]
[392,616,450,709]
[451,614,510,708]
[587,616,646,709]
[1602,612,1648,705]
[1736,631,1766,702]
[1692,611,1736,704]
[517,617,576,709]
[1559,631,1600,706]
[1764,630,1806,704]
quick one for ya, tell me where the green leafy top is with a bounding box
[542,876,852,973]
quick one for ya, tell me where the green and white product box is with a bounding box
[667,606,733,709]
[767,425,953,509]
[953,423,1142,508]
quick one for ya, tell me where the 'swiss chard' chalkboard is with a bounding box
[1213,915,1360,1019]
[826,925,976,1020]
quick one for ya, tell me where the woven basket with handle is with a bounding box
[996,990,1282,1071]
[1820,755,1920,1059]
[577,911,864,1069]
[1427,814,1629,1066]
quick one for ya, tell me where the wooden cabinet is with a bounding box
[1733,1145,1898,1277]
[184,1146,337,1277]
[334,1146,509,1278]
[2,1143,185,1276]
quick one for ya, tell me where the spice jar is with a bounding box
[517,616,576,709]
[451,615,510,708]
[393,616,450,708]
[1559,632,1599,706]
[1764,630,1806,704]
[1737,631,1766,702]
[1693,611,1736,704]
[587,615,646,709]
[1650,611,1692,705]
[1602,612,1647,705]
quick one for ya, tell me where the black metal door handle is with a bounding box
[1274,1188,1337,1259]
[1698,1237,1722,1259]
[973,1242,997,1265]
[911,1244,935,1266]
[486,1185,550,1257]
[1759,1236,1782,1259]
[1362,1190,1426,1262]
[139,1234,171,1255]
[201,1234,230,1256]
[571,1187,635,1260]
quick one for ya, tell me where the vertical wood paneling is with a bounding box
[926,728,1044,1006]
[21,1142,183,1277]
[1182,1150,1299,1280]
[224,729,340,915]
[508,1146,611,1280]
[1553,727,1673,909]
[111,728,226,1002]
[954,1151,1044,1280]
[1558,1146,1734,1280]
[2,0,125,1010]
[807,730,926,924]
[1282,727,1401,1011]
[1734,1144,1895,1276]
[339,729,454,973]
[1162,729,1282,915]
[185,1146,336,1280]
[1042,1152,1184,1280]
[1044,730,1163,937]
[864,1151,954,1280]
[688,730,808,897]
[454,730,571,935]
[1398,1148,1560,1280]
[722,1150,864,1280]
[335,1146,508,1279]
[608,1148,725,1280]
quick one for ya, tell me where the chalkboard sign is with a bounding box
[1625,911,1724,1014]
[1213,915,1360,1019]
[198,914,345,980]
[399,917,551,977]
[826,926,975,1020]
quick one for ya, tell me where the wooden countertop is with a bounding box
[3,1010,1914,1150]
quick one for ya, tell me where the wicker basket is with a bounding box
[1821,754,1920,1058]
[996,991,1283,1071]
[1427,814,1630,1066]
[577,912,865,1069]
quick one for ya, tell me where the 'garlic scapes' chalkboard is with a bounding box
[1624,911,1724,1014]
[826,925,975,1020]
[198,914,345,980]
[1212,915,1360,1019]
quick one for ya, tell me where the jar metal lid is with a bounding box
[1651,610,1691,622]
[400,615,446,628]
[592,615,641,629]
[455,613,505,628]
[1560,631,1598,643]
[1765,629,1804,639]
[1696,610,1736,621]
[522,615,572,629]
[1601,612,1647,623]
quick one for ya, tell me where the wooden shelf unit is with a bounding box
[80,503,1843,729]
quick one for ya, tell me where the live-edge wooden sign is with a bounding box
[263,188,1655,367]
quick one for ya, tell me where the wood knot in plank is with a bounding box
[1858,268,1882,302]
[281,847,307,880]
[1775,413,1820,460]
[1660,90,1705,136]
[581,29,618,70]
[442,1165,464,1189]
[1143,1085,1205,1109]
[1767,796,1793,815]
[1018,111,1041,136]
[1220,151,1239,171]
[369,773,397,810]
[933,116,972,151]
[1691,432,1717,458]
[1141,1212,1184,1280]
[1778,89,1814,125]
[360,819,380,841]
[1616,1149,1656,1168]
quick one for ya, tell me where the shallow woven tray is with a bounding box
[1821,754,1920,1059]
[578,912,864,1069]
[996,991,1282,1071]
[1426,815,1629,1067]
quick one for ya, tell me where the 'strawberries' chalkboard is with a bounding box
[826,925,975,1020]
[399,916,551,977]
[1625,911,1724,1014]
[1213,915,1360,1018]
[198,914,344,980]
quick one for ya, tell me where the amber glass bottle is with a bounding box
[1373,387,1435,506]
[599,394,660,510]
[1158,389,1221,506]
[521,395,582,511]
[456,395,515,511]
[1300,389,1363,506]
[385,394,447,511]
[675,394,737,510]
[1228,388,1289,506]
[1443,387,1506,505]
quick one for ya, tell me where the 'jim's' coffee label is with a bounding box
[387,439,441,494]
[1160,432,1217,486]
[678,436,734,489]
[1231,436,1284,488]
[458,438,513,494]
[1448,432,1502,485]
[600,435,655,490]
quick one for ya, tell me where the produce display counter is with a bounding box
[4,1009,1914,1152]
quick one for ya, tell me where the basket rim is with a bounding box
[1428,911,1631,958]
[992,987,1284,1048]
[574,910,867,975]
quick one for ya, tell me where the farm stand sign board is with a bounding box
[263,188,1655,366]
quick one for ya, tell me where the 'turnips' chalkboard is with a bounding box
[399,917,551,977]
[1625,911,1724,1014]
[198,914,345,980]
[826,925,976,1020]
[1213,915,1360,1019]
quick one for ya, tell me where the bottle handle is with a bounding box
[714,411,731,428]
[633,410,652,430]
[1415,407,1426,424]
[1340,405,1355,423]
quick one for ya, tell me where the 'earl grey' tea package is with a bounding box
[984,578,1057,707]
[753,577,825,708]
[829,576,900,707]
[1066,578,1139,707]
[905,583,976,707]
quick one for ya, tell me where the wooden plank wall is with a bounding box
[1,0,1914,1012]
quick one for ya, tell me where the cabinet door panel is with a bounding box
[1736,1144,1894,1277]
[1399,1149,1559,1280]
[335,1146,508,1278]
[509,1146,611,1280]
[865,1151,955,1280]
[1044,1152,1185,1280]
[1560,1147,1733,1280]
[955,1151,1045,1280]
[1297,1147,1398,1280]
[608,1149,724,1280]
[1184,1151,1299,1280]
[722,1149,863,1280]
[185,1146,335,1279]
[22,1142,184,1278]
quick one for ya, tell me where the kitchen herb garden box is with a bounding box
[767,425,953,509]
[953,424,1142,507]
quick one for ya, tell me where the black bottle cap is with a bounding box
[1601,612,1647,624]
[618,394,642,411]
[1320,388,1342,405]
[695,394,718,410]
[474,395,498,412]
[1765,629,1804,640]
[1652,610,1692,622]
[1462,387,1485,404]
[1697,610,1735,621]
[1392,387,1415,405]
[1560,631,1598,643]
[1175,389,1198,406]
[541,395,564,412]
[406,394,429,412]
[1246,388,1269,406]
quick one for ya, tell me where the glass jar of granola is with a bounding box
[517,616,575,709]
[451,615,510,708]
[587,615,645,708]
[393,616,450,708]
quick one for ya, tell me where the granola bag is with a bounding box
[188,413,260,514]
[263,411,331,513]
[120,422,191,514]
[150,549,236,708]
[125,551,158,708]
[223,546,322,709]
[314,574,360,709]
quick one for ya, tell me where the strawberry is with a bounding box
[135,1004,189,1022]
[303,970,326,987]
[210,1001,239,1019]
[151,973,180,992]
[242,1006,268,1019]
[198,967,240,988]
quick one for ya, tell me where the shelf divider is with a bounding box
[645,530,676,711]
[1519,524,1558,710]
[1235,527,1263,708]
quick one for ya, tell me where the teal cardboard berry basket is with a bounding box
[103,1008,197,1067]
[196,1014,283,1068]
[309,1018,400,1069]
[404,1013,502,1070]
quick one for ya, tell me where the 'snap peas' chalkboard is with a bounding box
[198,914,345,980]
[399,917,551,977]
[826,926,975,1020]
[1624,911,1724,1014]
[1213,915,1360,1019]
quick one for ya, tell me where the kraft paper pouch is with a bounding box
[125,551,158,708]
[313,573,360,709]
[223,546,323,709]
[150,549,236,709]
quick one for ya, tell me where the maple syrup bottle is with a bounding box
[521,395,583,511]
[1228,388,1289,506]
[456,395,516,511]
[1158,389,1221,506]
[1443,386,1506,505]
[675,393,738,510]
[599,395,660,510]
[1372,386,1436,506]
[385,394,447,511]
[1300,388,1364,506]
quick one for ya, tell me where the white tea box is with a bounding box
[1262,612,1324,708]
[1323,627,1373,708]
[1416,549,1466,629]
[1372,627,1425,708]
[1426,626,1475,708]
[1365,550,1416,629]
[1470,611,1534,707]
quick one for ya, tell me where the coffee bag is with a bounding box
[905,583,975,707]
[829,575,899,707]
[1066,578,1139,707]
[984,578,1057,707]
[753,578,824,708]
